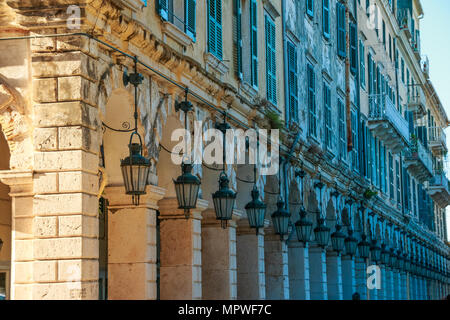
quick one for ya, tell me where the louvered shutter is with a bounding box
[251,0,258,87]
[265,15,276,105]
[159,0,169,20]
[233,0,242,79]
[208,0,222,59]
[185,0,196,40]
[287,42,298,123]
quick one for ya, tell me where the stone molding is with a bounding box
[158,197,208,220]
[0,170,33,197]
[161,21,194,48]
[104,185,166,210]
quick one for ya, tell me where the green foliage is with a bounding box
[363,188,378,200]
[265,110,285,130]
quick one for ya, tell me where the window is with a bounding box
[265,14,277,105]
[158,0,196,40]
[323,0,330,38]
[380,143,386,193]
[359,40,365,88]
[401,58,405,83]
[307,0,314,18]
[208,0,223,59]
[351,107,359,171]
[338,98,346,161]
[368,53,373,94]
[233,0,242,79]
[250,0,258,88]
[287,41,298,123]
[382,20,386,47]
[350,23,357,74]
[337,2,346,58]
[324,83,332,149]
[389,152,394,199]
[307,64,317,137]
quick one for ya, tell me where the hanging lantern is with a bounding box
[245,185,266,234]
[212,172,237,228]
[173,162,201,217]
[344,229,358,257]
[295,206,313,243]
[381,244,390,265]
[370,240,381,263]
[121,132,151,206]
[357,234,371,259]
[314,218,330,248]
[271,197,290,240]
[331,225,346,253]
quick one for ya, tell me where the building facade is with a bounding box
[0,0,448,300]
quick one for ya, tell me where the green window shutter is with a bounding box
[185,0,196,40]
[350,23,357,74]
[307,0,314,17]
[287,41,298,123]
[250,0,258,88]
[323,0,330,38]
[338,99,346,160]
[307,64,316,137]
[324,83,331,149]
[208,0,222,59]
[359,40,365,88]
[233,0,242,79]
[265,14,276,105]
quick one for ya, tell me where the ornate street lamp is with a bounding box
[344,229,358,257]
[357,234,371,259]
[173,88,201,218]
[271,197,290,240]
[331,224,346,253]
[295,205,313,243]
[245,160,266,234]
[212,114,236,228]
[370,240,381,263]
[314,217,330,248]
[245,185,266,235]
[381,244,390,265]
[120,60,151,206]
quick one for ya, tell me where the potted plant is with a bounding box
[363,188,378,200]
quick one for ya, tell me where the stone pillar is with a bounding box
[326,251,343,300]
[236,219,265,300]
[201,208,238,300]
[105,185,165,300]
[309,246,327,300]
[288,242,310,300]
[157,198,207,300]
[355,258,367,300]
[341,256,355,300]
[264,228,289,300]
[393,270,400,299]
[378,265,386,300]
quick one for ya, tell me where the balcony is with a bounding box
[407,86,426,118]
[428,127,448,156]
[368,94,410,154]
[421,56,430,79]
[397,8,413,40]
[404,140,434,183]
[428,173,450,208]
[412,30,421,61]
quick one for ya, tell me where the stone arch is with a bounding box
[342,207,350,227]
[0,75,32,170]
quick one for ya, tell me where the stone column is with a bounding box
[236,219,266,300]
[378,265,387,300]
[355,258,367,300]
[264,228,289,300]
[309,246,327,300]
[288,242,310,300]
[400,272,407,300]
[393,270,400,299]
[105,185,165,300]
[157,198,207,300]
[326,251,343,300]
[201,208,238,300]
[341,255,355,300]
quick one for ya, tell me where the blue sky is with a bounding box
[420,0,450,241]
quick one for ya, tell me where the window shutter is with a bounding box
[185,0,196,40]
[337,2,346,58]
[359,40,365,87]
[251,0,258,87]
[287,41,298,123]
[159,0,169,20]
[265,15,277,105]
[208,0,222,59]
[350,23,357,73]
[307,65,316,137]
[233,0,242,79]
[323,0,330,38]
[307,0,314,17]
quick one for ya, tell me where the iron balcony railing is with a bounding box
[430,172,450,192]
[369,93,410,143]
[407,86,426,113]
[408,139,434,175]
[158,0,196,40]
[428,127,446,145]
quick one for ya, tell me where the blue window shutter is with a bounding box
[307,65,316,137]
[185,0,196,40]
[234,0,242,78]
[287,41,298,123]
[208,0,222,59]
[250,0,258,87]
[307,0,314,17]
[323,0,330,38]
[350,23,357,73]
[159,0,169,20]
[337,2,346,58]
